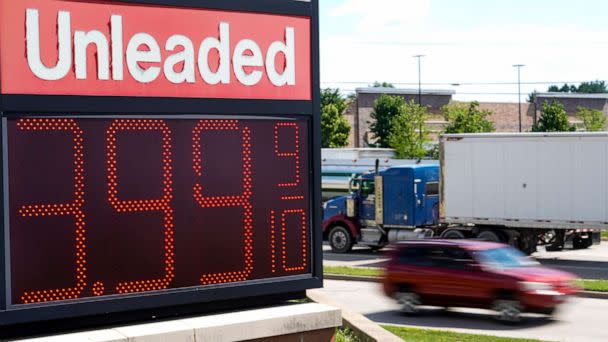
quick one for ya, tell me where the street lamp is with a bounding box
[413,54,425,139]
[513,64,525,132]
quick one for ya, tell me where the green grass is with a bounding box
[602,231,608,239]
[324,265,382,277]
[576,279,608,292]
[382,325,549,342]
[325,266,608,292]
[335,328,361,342]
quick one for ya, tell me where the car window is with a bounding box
[397,247,434,267]
[428,247,473,270]
[472,247,540,269]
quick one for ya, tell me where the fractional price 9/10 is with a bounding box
[7,117,310,305]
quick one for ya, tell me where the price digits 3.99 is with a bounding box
[15,118,307,304]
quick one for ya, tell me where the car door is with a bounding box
[424,247,493,307]
[392,246,437,300]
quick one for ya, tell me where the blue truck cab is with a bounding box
[322,164,440,253]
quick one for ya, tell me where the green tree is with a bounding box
[532,100,575,132]
[547,80,607,93]
[442,101,495,133]
[527,90,538,103]
[321,88,348,114]
[320,88,351,148]
[577,80,607,93]
[387,100,430,159]
[561,84,576,93]
[372,81,395,88]
[321,104,351,147]
[577,107,606,131]
[369,94,405,147]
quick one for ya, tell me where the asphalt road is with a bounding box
[323,243,608,280]
[319,279,608,342]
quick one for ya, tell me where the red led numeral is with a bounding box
[192,120,253,285]
[281,209,307,271]
[274,123,300,187]
[270,210,277,273]
[106,119,175,294]
[280,195,304,201]
[270,209,307,272]
[17,118,87,303]
[270,122,307,273]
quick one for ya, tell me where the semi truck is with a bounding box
[322,133,604,254]
[321,157,436,201]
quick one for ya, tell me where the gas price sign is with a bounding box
[0,0,321,327]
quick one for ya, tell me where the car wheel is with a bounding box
[477,230,503,243]
[328,226,353,253]
[492,299,523,324]
[440,229,466,239]
[537,306,556,316]
[395,291,421,315]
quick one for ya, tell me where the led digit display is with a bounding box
[7,117,310,306]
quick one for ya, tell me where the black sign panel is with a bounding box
[0,0,321,329]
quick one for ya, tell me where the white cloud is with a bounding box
[329,0,431,36]
[320,14,608,102]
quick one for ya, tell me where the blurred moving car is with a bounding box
[383,240,580,323]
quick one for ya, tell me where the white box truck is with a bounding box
[440,133,605,253]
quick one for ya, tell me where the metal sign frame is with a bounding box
[0,0,321,329]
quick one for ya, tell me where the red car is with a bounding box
[383,240,579,323]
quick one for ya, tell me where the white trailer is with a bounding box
[440,133,604,253]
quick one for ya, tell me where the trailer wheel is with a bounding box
[477,230,503,243]
[544,230,564,252]
[573,235,593,249]
[328,225,353,253]
[440,229,466,239]
[518,230,538,255]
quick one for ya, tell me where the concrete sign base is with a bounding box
[12,303,341,342]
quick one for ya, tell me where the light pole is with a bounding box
[513,64,525,132]
[413,54,425,139]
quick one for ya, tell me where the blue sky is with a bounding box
[319,0,608,102]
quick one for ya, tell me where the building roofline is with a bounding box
[535,92,608,100]
[441,132,608,139]
[356,87,455,96]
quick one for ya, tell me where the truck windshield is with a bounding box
[473,247,539,269]
[359,179,375,198]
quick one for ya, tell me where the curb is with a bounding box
[307,290,402,342]
[324,274,608,300]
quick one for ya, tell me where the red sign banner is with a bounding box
[0,0,311,100]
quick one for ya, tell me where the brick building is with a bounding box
[346,87,454,147]
[533,92,608,123]
[343,89,608,147]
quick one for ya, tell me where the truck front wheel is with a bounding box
[329,225,353,253]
